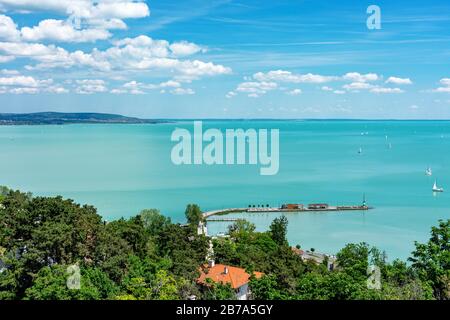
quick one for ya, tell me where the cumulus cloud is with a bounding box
[75,79,107,94]
[343,82,374,91]
[385,76,412,85]
[286,88,302,96]
[21,19,111,43]
[253,70,338,83]
[110,79,185,95]
[0,35,231,79]
[236,81,278,97]
[0,68,19,75]
[171,87,195,95]
[0,0,150,28]
[370,87,404,94]
[230,69,412,98]
[0,55,14,63]
[169,41,205,57]
[343,72,379,82]
[225,91,236,98]
[0,3,232,96]
[431,78,450,93]
[0,74,43,86]
[0,72,68,94]
[0,14,20,41]
[9,87,39,94]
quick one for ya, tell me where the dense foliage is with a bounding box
[0,187,448,300]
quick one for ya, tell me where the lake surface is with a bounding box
[1,120,449,260]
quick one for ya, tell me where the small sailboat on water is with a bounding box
[358,147,363,154]
[425,167,432,176]
[432,180,444,192]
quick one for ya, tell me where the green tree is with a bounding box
[336,243,370,281]
[227,219,256,241]
[157,224,208,280]
[409,219,450,300]
[185,204,203,226]
[140,209,171,237]
[250,275,286,300]
[202,279,236,300]
[24,265,101,300]
[269,215,288,246]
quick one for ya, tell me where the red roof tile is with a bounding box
[197,264,264,289]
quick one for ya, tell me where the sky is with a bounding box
[0,0,450,119]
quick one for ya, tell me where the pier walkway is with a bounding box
[203,205,371,220]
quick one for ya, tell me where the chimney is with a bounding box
[224,266,229,274]
[208,259,215,268]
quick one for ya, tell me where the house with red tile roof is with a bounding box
[197,262,264,300]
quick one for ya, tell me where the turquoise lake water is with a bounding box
[1,120,449,261]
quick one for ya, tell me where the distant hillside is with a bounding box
[0,112,162,125]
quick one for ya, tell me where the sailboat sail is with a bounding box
[432,180,444,192]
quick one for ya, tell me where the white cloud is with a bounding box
[0,55,14,63]
[0,68,18,75]
[370,87,404,94]
[0,0,150,28]
[0,14,20,41]
[171,87,195,95]
[321,86,333,91]
[431,78,450,93]
[226,91,236,98]
[21,19,111,42]
[129,88,145,95]
[0,74,48,86]
[110,88,126,94]
[169,41,204,57]
[45,85,68,94]
[286,88,302,96]
[433,87,450,93]
[9,87,39,94]
[385,76,412,85]
[75,79,107,94]
[333,90,346,95]
[253,70,338,83]
[343,72,379,82]
[440,78,450,86]
[0,35,231,79]
[112,79,184,94]
[343,82,374,91]
[159,80,180,88]
[236,81,278,96]
[0,72,68,94]
[174,60,232,79]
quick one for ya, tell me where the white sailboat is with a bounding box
[432,180,444,192]
[358,147,362,154]
[425,167,432,176]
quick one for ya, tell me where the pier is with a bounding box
[203,203,372,220]
[206,218,241,222]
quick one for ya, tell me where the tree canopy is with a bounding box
[0,186,447,300]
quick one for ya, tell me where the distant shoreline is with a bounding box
[1,112,450,125]
[0,112,166,125]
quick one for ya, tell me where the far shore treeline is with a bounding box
[0,186,448,300]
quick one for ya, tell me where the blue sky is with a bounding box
[0,0,450,119]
